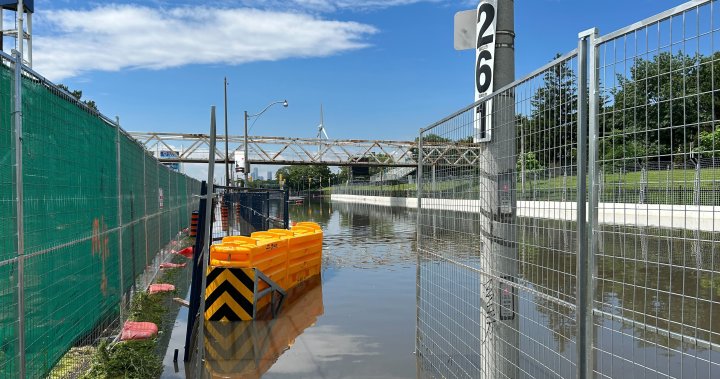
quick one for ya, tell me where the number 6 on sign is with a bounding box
[474,0,497,143]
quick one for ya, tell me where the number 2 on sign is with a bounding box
[475,2,495,95]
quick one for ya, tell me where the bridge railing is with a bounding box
[416,1,720,378]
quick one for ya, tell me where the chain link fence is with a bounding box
[417,1,720,378]
[0,52,201,378]
[416,48,580,379]
[212,187,289,240]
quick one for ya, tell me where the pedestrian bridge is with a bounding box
[128,132,483,167]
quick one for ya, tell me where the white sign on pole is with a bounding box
[474,0,497,143]
[454,9,476,51]
[234,151,245,172]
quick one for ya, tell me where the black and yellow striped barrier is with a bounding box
[204,267,257,321]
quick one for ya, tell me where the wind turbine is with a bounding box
[317,104,329,140]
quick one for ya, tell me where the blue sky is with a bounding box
[15,0,691,180]
[6,0,683,182]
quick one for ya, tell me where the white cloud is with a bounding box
[120,0,443,12]
[267,324,380,374]
[33,4,377,81]
[278,0,443,12]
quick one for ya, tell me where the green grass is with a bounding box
[47,346,96,379]
[532,167,720,190]
[75,236,194,379]
[81,340,162,379]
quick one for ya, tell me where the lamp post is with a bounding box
[243,99,288,187]
[224,77,229,186]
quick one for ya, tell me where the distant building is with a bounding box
[267,170,273,181]
[252,167,259,180]
[159,150,181,172]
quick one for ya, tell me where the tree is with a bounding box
[698,127,720,158]
[58,84,98,111]
[528,54,578,167]
[276,165,333,191]
[607,51,720,163]
[517,152,543,172]
[336,167,350,184]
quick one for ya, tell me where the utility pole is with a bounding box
[224,77,230,186]
[475,1,518,378]
[244,111,249,187]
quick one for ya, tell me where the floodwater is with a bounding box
[163,199,720,379]
[163,199,419,379]
[242,199,419,378]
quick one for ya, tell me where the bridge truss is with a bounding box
[128,132,483,167]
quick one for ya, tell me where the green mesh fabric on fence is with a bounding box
[21,70,122,377]
[120,136,148,293]
[0,64,200,378]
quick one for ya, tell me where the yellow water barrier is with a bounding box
[204,222,323,321]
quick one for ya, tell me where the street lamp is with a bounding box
[224,77,230,186]
[243,99,288,187]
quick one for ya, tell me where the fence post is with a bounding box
[665,165,671,205]
[184,181,207,361]
[414,128,423,363]
[168,172,172,237]
[431,164,436,194]
[578,27,599,379]
[693,163,701,205]
[194,106,217,377]
[283,190,289,228]
[640,166,647,204]
[115,116,125,322]
[12,49,26,379]
[143,151,148,292]
[157,162,160,271]
[416,130,424,242]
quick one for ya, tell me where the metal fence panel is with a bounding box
[20,65,122,378]
[417,1,720,379]
[211,187,289,240]
[592,1,720,377]
[0,54,201,378]
[0,57,17,377]
[417,51,581,379]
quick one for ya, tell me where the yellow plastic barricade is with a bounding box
[286,223,323,287]
[205,222,323,321]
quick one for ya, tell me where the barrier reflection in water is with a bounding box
[203,276,324,378]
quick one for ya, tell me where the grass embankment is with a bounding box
[49,235,194,379]
[530,167,720,190]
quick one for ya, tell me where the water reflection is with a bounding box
[417,207,720,378]
[294,200,417,270]
[202,277,324,378]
